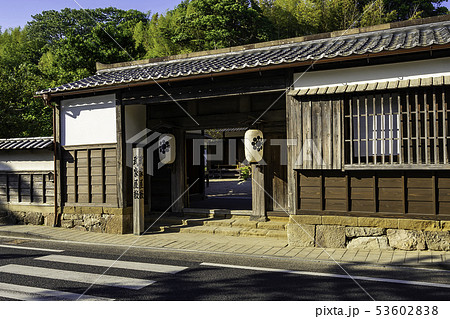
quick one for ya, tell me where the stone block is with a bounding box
[316,225,346,248]
[24,212,44,225]
[214,227,241,236]
[358,217,398,229]
[287,224,315,247]
[347,236,391,250]
[290,215,321,225]
[61,219,74,228]
[387,229,426,250]
[346,227,385,238]
[322,216,358,226]
[398,219,441,231]
[424,231,450,251]
[239,228,269,237]
[231,219,258,228]
[102,207,124,215]
[442,221,450,231]
[79,207,103,215]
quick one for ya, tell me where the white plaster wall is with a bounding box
[293,57,450,89]
[124,105,147,169]
[61,94,116,146]
[125,104,147,142]
[0,150,53,172]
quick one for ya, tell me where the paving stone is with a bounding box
[232,219,258,228]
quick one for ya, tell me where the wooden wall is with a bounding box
[298,170,450,218]
[62,145,118,206]
[287,95,343,170]
[0,172,54,204]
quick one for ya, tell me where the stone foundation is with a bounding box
[0,204,54,226]
[60,206,132,234]
[287,215,450,251]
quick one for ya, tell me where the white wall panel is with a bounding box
[61,94,116,146]
[294,57,450,89]
[0,150,53,171]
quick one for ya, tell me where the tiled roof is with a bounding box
[0,137,53,150]
[37,18,450,95]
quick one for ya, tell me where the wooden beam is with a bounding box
[251,163,267,221]
[116,93,125,209]
[171,128,186,213]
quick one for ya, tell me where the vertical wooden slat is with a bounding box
[101,148,105,204]
[397,94,403,164]
[415,93,422,163]
[406,93,412,164]
[424,91,430,164]
[401,174,406,215]
[322,100,332,169]
[389,94,394,164]
[444,89,448,164]
[116,94,125,209]
[87,149,92,203]
[74,150,78,203]
[373,95,377,165]
[286,95,299,214]
[349,97,353,165]
[30,174,34,203]
[365,95,369,164]
[312,100,322,169]
[345,174,350,212]
[432,172,437,216]
[373,174,377,213]
[356,96,361,164]
[332,99,342,169]
[42,173,46,204]
[303,100,313,169]
[381,94,385,164]
[433,90,438,164]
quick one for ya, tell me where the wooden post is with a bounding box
[133,147,144,235]
[251,163,266,221]
[171,128,186,213]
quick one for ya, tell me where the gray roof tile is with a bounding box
[37,19,450,95]
[0,137,53,150]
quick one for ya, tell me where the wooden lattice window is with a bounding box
[344,87,450,168]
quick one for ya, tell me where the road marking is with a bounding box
[35,255,188,274]
[0,283,113,301]
[200,262,450,289]
[0,264,155,290]
[0,244,64,253]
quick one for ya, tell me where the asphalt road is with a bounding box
[0,236,449,301]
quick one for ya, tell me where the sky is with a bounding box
[0,0,450,30]
[0,0,182,30]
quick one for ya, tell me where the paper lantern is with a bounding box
[244,129,264,163]
[159,134,176,164]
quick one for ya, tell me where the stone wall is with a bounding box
[0,204,54,227]
[287,215,450,251]
[60,206,132,234]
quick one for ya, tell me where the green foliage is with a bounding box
[0,1,448,138]
[239,165,251,180]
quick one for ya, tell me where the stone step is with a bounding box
[144,214,288,239]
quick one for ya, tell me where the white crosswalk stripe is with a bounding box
[36,255,188,274]
[0,252,189,300]
[0,264,155,290]
[0,283,113,301]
